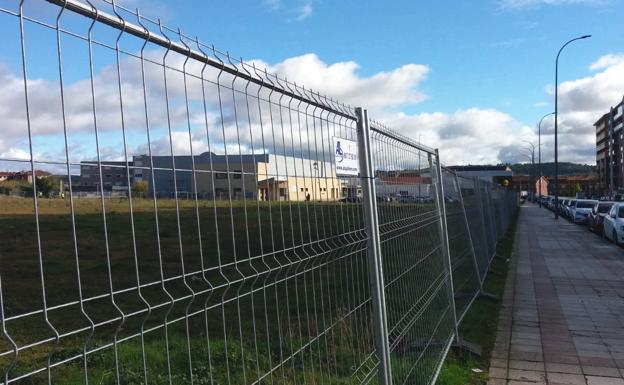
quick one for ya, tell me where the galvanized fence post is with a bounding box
[472,177,487,280]
[355,107,393,385]
[430,150,459,341]
[454,173,483,293]
[485,187,498,261]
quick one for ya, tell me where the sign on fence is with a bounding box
[333,137,359,176]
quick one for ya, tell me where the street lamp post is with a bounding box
[521,152,534,197]
[522,141,536,198]
[554,34,591,219]
[537,112,555,207]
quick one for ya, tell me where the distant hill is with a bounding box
[509,162,595,176]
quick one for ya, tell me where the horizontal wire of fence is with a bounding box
[0,1,518,384]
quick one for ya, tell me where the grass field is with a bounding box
[0,195,459,384]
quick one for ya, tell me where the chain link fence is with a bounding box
[0,1,517,384]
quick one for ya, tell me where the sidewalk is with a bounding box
[488,203,624,385]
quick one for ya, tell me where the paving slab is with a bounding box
[488,203,624,384]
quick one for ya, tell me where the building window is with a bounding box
[233,170,242,179]
[215,188,227,198]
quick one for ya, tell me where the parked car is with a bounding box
[552,197,561,212]
[588,201,615,234]
[564,198,576,217]
[547,196,556,210]
[559,198,570,216]
[571,199,598,224]
[398,195,418,203]
[565,199,577,220]
[603,202,624,245]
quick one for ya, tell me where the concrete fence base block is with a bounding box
[452,337,483,357]
[479,291,501,302]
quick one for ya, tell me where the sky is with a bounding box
[0,0,623,170]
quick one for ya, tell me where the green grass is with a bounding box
[436,355,487,385]
[0,196,451,384]
[0,195,506,384]
[437,207,519,385]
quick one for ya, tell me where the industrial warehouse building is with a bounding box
[448,165,513,185]
[81,152,342,201]
[79,152,438,202]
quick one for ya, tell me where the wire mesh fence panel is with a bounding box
[440,169,480,323]
[478,182,498,262]
[457,176,489,285]
[0,2,379,384]
[369,125,455,385]
[492,187,516,241]
[0,1,519,385]
[491,189,505,240]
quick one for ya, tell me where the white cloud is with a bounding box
[589,54,624,71]
[257,53,429,110]
[262,50,622,166]
[538,52,624,163]
[557,53,624,115]
[1,44,621,170]
[377,109,535,165]
[0,52,429,165]
[295,3,313,20]
[263,0,315,21]
[253,56,559,166]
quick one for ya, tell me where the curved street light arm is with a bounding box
[554,35,591,218]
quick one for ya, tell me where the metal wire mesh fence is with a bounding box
[0,1,517,384]
[441,170,480,325]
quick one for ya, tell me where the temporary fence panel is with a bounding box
[368,123,456,385]
[0,2,374,384]
[479,181,498,263]
[0,1,518,385]
[440,169,481,324]
[456,176,489,286]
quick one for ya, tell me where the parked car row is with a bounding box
[536,195,624,246]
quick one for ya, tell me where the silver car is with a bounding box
[572,199,598,224]
[603,203,624,245]
[565,199,577,220]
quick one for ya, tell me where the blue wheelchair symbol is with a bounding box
[336,141,344,162]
